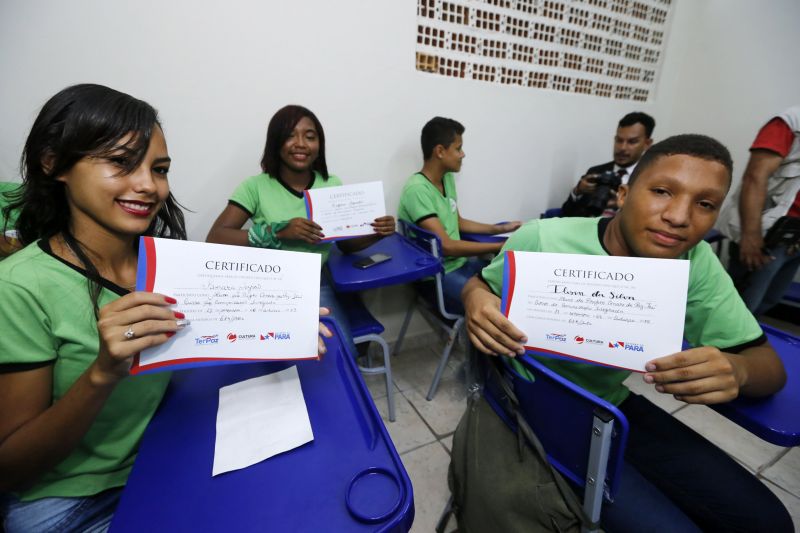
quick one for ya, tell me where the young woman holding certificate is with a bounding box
[0,86,331,531]
[206,105,395,350]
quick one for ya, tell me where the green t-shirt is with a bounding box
[481,217,764,405]
[0,181,22,230]
[397,172,466,273]
[229,172,343,264]
[0,242,171,501]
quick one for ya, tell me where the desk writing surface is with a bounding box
[326,233,441,292]
[111,319,414,532]
[712,325,800,447]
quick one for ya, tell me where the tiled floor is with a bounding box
[364,316,800,532]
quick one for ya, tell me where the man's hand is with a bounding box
[462,277,527,357]
[277,218,324,244]
[738,232,774,271]
[643,347,743,404]
[574,174,599,195]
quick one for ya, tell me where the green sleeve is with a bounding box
[0,279,56,364]
[402,184,439,224]
[229,176,259,216]
[683,243,763,350]
[480,220,541,296]
[326,174,343,186]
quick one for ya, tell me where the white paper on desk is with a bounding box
[131,237,321,374]
[304,181,386,241]
[213,366,313,476]
[501,251,689,372]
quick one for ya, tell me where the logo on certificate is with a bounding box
[546,333,567,342]
[608,340,645,352]
[195,335,219,345]
[574,336,585,344]
[260,331,291,341]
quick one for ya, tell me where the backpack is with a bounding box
[443,358,598,533]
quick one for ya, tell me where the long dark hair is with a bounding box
[4,83,187,313]
[259,104,329,180]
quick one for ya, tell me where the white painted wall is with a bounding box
[1,0,796,338]
[653,0,800,184]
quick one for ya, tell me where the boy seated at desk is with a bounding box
[455,134,791,532]
[397,117,520,313]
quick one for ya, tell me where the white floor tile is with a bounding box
[762,448,800,497]
[440,434,453,453]
[391,345,457,393]
[402,378,467,437]
[375,392,437,454]
[674,405,786,471]
[623,373,685,413]
[401,441,452,533]
[762,479,800,531]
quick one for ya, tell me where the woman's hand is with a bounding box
[371,216,396,237]
[277,217,324,244]
[92,292,184,386]
[317,307,333,358]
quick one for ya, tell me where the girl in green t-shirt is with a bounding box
[0,84,189,531]
[206,105,395,352]
[0,87,332,532]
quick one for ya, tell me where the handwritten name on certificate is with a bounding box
[130,237,321,374]
[501,251,689,372]
[304,181,386,241]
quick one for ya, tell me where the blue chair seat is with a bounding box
[336,292,394,421]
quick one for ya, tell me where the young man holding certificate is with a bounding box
[457,135,791,531]
[397,117,521,313]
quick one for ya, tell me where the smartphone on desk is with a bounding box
[353,253,392,269]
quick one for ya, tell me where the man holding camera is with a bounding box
[562,112,655,217]
[719,105,800,315]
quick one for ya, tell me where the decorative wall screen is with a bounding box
[416,0,673,101]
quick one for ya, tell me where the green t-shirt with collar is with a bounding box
[0,241,171,501]
[229,171,343,264]
[397,172,466,273]
[480,217,764,405]
[0,181,22,229]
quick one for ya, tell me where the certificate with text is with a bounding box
[131,237,321,374]
[304,181,385,241]
[501,251,689,372]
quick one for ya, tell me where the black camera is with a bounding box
[585,170,622,214]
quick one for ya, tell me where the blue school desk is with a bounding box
[459,231,507,244]
[326,233,441,292]
[711,324,800,447]
[110,319,414,532]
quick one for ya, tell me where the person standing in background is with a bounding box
[719,105,800,315]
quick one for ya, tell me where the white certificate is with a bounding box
[304,181,385,241]
[130,237,321,374]
[501,251,689,372]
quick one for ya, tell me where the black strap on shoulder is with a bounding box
[486,357,598,530]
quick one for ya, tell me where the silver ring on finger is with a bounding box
[124,326,135,340]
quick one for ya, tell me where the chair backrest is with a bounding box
[482,353,628,502]
[397,220,460,320]
[398,219,443,259]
